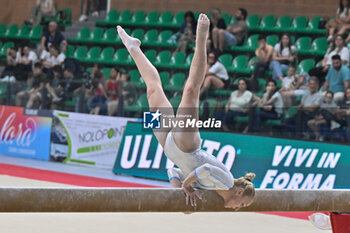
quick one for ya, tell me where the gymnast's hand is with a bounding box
[182,185,201,207]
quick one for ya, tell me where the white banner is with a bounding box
[52,110,139,169]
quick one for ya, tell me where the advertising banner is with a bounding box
[0,105,52,160]
[52,110,138,168]
[113,122,350,189]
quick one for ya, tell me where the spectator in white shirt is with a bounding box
[200,50,229,97]
[41,45,65,74]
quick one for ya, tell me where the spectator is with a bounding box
[333,88,350,141]
[90,74,108,115]
[326,0,350,41]
[322,54,350,104]
[1,47,18,81]
[249,80,284,132]
[16,46,38,80]
[79,0,100,22]
[280,66,310,108]
[250,35,273,91]
[284,77,323,138]
[309,34,349,83]
[46,65,63,106]
[27,0,56,26]
[214,79,253,131]
[269,34,297,81]
[307,91,337,141]
[200,50,229,96]
[41,45,65,73]
[212,8,248,52]
[40,21,67,54]
[119,73,137,108]
[55,67,81,104]
[209,8,227,51]
[173,11,197,53]
[106,67,121,116]
[16,62,48,108]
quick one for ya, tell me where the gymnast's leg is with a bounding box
[117,26,174,147]
[172,14,210,153]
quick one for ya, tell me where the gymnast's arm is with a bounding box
[167,167,184,188]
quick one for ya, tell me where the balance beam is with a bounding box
[0,187,349,212]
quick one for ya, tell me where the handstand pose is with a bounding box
[117,14,255,210]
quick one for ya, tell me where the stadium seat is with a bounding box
[103,28,117,44]
[17,25,31,39]
[131,10,146,26]
[272,15,292,32]
[266,35,279,47]
[246,14,260,31]
[231,55,249,74]
[145,11,160,27]
[73,46,88,61]
[142,29,158,46]
[117,10,132,26]
[98,47,115,64]
[70,27,90,43]
[129,69,145,89]
[4,24,18,39]
[169,52,186,69]
[144,49,157,63]
[157,30,174,47]
[164,72,186,92]
[172,12,185,28]
[170,95,182,112]
[247,56,258,74]
[221,13,231,26]
[219,54,233,70]
[308,37,327,56]
[65,45,75,58]
[231,34,259,52]
[90,27,104,43]
[154,50,172,67]
[158,11,173,27]
[113,48,130,65]
[101,67,111,79]
[96,10,118,26]
[184,53,194,69]
[290,16,308,33]
[306,16,327,35]
[259,15,276,32]
[296,59,315,73]
[131,28,144,40]
[0,24,6,38]
[0,41,14,57]
[295,36,312,55]
[28,25,43,41]
[85,46,102,63]
[159,71,170,86]
[124,93,148,113]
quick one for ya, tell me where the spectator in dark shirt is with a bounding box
[56,67,81,102]
[40,21,67,55]
[173,11,197,53]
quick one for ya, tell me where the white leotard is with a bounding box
[164,131,234,190]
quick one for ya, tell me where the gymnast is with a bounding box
[117,13,255,210]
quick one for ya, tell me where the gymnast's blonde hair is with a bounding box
[234,173,256,198]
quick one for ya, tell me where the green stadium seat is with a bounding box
[231,55,249,74]
[218,54,233,70]
[142,29,158,46]
[59,7,72,26]
[259,15,276,32]
[154,50,172,68]
[164,72,186,92]
[221,13,231,26]
[208,89,232,98]
[124,93,148,113]
[157,30,174,47]
[170,95,182,112]
[113,48,130,65]
[65,45,75,58]
[258,78,266,92]
[247,56,258,74]
[246,14,260,31]
[101,67,111,79]
[131,28,144,40]
[144,49,157,63]
[290,16,308,33]
[128,69,145,89]
[199,98,217,118]
[296,59,315,73]
[0,24,6,38]
[308,37,327,56]
[231,34,259,52]
[73,46,88,61]
[184,53,194,69]
[266,35,279,47]
[103,28,117,44]
[159,71,170,86]
[98,47,114,64]
[0,41,14,57]
[90,27,104,43]
[28,25,43,41]
[4,24,18,39]
[145,11,160,27]
[117,10,132,26]
[306,16,327,35]
[172,12,185,28]
[272,15,292,32]
[295,36,312,55]
[16,25,31,39]
[96,10,118,26]
[229,16,237,25]
[131,10,146,26]
[84,46,101,63]
[158,11,173,27]
[70,27,90,43]
[169,52,186,69]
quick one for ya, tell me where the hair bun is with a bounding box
[244,173,256,182]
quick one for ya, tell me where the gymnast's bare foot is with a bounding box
[196,13,210,41]
[117,25,141,52]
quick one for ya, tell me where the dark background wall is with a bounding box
[0,0,338,25]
